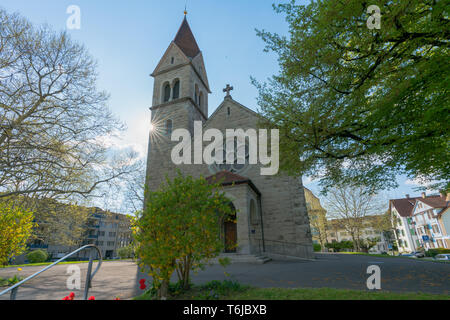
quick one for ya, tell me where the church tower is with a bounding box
[146,16,210,192]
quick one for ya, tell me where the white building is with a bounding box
[411,193,449,250]
[389,196,421,253]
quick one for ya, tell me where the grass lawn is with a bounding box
[229,287,450,300]
[134,280,450,301]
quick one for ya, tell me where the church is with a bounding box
[145,15,314,260]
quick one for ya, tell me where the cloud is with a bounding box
[404,177,440,192]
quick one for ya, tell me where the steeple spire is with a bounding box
[173,16,200,58]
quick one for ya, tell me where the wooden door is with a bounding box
[224,221,237,253]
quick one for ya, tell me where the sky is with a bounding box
[0,0,437,210]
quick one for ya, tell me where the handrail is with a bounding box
[0,244,102,300]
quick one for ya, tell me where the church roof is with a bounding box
[206,171,261,196]
[174,17,200,59]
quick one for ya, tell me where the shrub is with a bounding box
[0,202,35,266]
[197,280,249,300]
[313,243,321,252]
[117,245,134,259]
[425,248,450,258]
[134,171,233,299]
[26,249,48,263]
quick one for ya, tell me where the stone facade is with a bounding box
[145,17,314,260]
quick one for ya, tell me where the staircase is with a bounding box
[210,253,272,264]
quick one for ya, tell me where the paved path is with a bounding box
[1,254,449,300]
[138,253,450,296]
[0,261,137,300]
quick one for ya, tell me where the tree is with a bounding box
[254,0,449,192]
[133,172,233,299]
[117,245,134,259]
[325,185,384,251]
[121,159,146,214]
[304,188,328,250]
[26,198,91,248]
[0,201,35,265]
[360,237,381,253]
[0,9,136,201]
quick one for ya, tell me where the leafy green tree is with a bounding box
[117,245,134,259]
[0,201,35,265]
[254,0,449,192]
[360,237,381,253]
[134,172,233,299]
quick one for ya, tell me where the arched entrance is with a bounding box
[223,202,237,253]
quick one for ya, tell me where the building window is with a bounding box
[171,57,174,64]
[194,84,199,104]
[198,91,203,108]
[172,79,180,99]
[163,82,171,103]
[432,224,440,233]
[165,119,173,136]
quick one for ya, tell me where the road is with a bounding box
[1,254,449,300]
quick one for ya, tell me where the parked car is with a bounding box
[434,254,450,261]
[399,253,415,257]
[412,251,425,258]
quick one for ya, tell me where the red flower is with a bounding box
[139,283,147,290]
[69,292,75,300]
[114,297,120,300]
[62,296,70,300]
[88,296,95,300]
[139,279,146,285]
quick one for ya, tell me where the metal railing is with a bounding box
[0,244,102,300]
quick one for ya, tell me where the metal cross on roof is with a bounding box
[223,84,233,97]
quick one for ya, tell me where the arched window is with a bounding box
[163,82,171,103]
[165,119,173,136]
[172,79,180,100]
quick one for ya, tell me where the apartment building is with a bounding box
[83,208,133,259]
[389,196,421,253]
[411,193,449,250]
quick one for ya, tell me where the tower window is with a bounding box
[173,79,180,100]
[171,57,174,64]
[227,107,231,116]
[165,119,173,136]
[199,92,203,108]
[194,84,199,104]
[163,83,171,103]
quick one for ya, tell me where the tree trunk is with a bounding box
[158,280,169,300]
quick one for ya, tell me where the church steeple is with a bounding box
[150,15,210,130]
[173,17,201,59]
